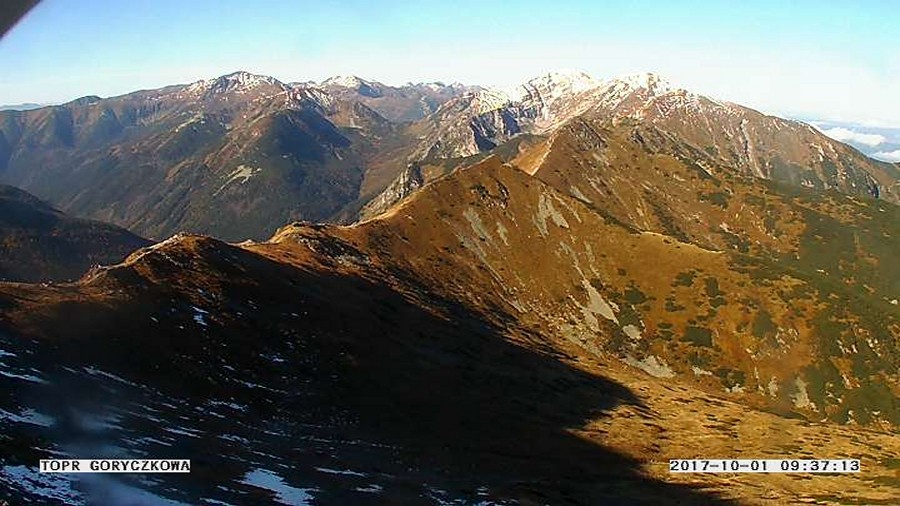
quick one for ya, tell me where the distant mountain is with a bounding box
[0,184,148,282]
[1,69,897,245]
[0,72,479,242]
[0,103,43,111]
[410,71,899,204]
[318,75,477,123]
[509,106,896,254]
[0,72,403,241]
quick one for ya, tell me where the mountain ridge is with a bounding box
[1,68,897,246]
[410,70,898,205]
[0,184,149,282]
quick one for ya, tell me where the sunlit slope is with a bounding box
[326,157,900,426]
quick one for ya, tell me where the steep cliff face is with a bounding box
[358,163,424,220]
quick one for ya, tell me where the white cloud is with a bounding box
[819,127,886,147]
[871,150,900,163]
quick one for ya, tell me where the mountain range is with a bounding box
[1,69,899,504]
[1,70,897,242]
[0,103,43,112]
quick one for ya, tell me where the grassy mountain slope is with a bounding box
[0,217,898,504]
[0,73,403,241]
[336,157,900,427]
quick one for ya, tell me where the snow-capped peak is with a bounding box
[420,82,448,91]
[188,71,284,95]
[604,72,674,96]
[219,71,279,87]
[321,75,383,97]
[322,75,370,88]
[508,69,600,102]
[288,80,318,88]
[529,70,600,93]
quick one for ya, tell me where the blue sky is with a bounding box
[1,0,898,125]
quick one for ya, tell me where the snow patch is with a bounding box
[0,407,55,427]
[314,467,367,477]
[469,88,513,115]
[607,72,673,96]
[533,193,570,236]
[508,69,600,103]
[82,366,142,389]
[0,369,49,384]
[0,465,82,503]
[189,71,284,95]
[164,425,203,439]
[322,75,374,89]
[767,377,779,397]
[792,377,816,410]
[240,468,316,505]
[192,306,209,327]
[214,165,262,196]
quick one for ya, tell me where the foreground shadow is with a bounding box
[0,237,737,505]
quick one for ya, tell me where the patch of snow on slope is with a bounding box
[611,72,674,95]
[214,165,261,196]
[322,75,369,88]
[241,468,317,505]
[0,407,55,427]
[0,465,83,503]
[624,355,675,378]
[192,306,209,327]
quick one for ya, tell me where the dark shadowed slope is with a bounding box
[0,184,149,282]
[0,234,739,505]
